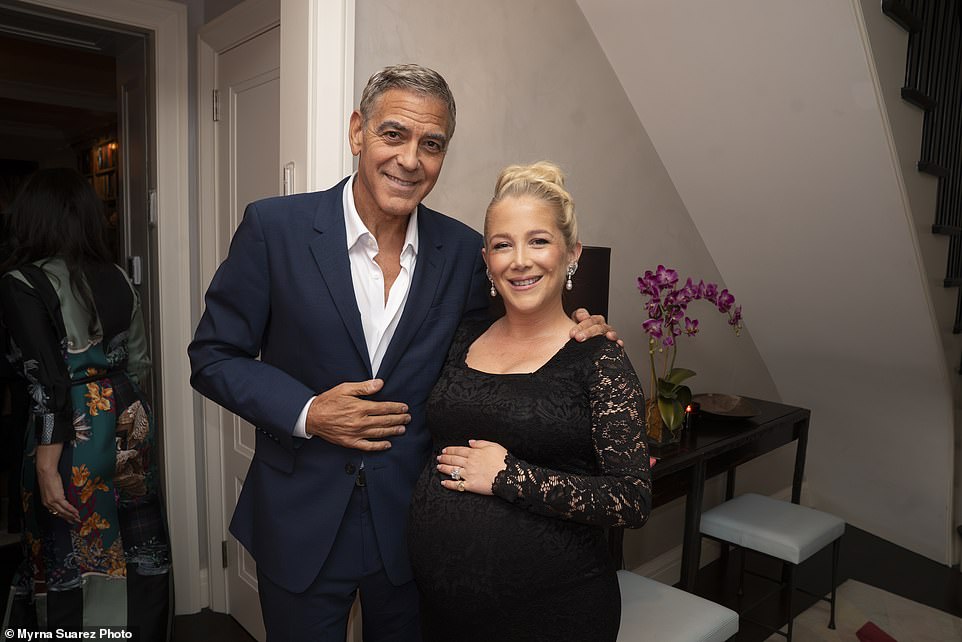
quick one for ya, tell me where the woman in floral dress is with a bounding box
[0,168,170,638]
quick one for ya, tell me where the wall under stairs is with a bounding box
[579,0,958,564]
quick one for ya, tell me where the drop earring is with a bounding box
[565,262,578,291]
[487,270,497,297]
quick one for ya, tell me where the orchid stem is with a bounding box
[649,339,658,400]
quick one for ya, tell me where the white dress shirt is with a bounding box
[294,175,419,438]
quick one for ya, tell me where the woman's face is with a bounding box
[483,195,579,317]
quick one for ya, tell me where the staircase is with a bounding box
[881,0,962,352]
[874,0,962,557]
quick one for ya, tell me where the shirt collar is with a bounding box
[343,174,419,258]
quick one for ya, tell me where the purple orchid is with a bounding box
[642,318,663,339]
[652,265,679,290]
[638,267,744,431]
[716,289,735,313]
[728,305,743,328]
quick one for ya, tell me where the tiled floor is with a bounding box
[768,579,962,642]
[694,525,962,642]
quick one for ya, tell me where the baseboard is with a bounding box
[630,537,723,585]
[198,567,211,610]
[630,485,796,583]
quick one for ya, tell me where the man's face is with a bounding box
[349,89,450,224]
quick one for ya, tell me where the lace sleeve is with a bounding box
[492,343,652,528]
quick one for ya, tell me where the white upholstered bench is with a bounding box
[699,493,845,641]
[616,569,739,642]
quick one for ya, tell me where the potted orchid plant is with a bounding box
[637,265,743,444]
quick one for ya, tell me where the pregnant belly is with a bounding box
[407,466,609,606]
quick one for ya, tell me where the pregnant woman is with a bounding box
[408,161,651,642]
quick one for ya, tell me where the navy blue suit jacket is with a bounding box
[189,177,488,592]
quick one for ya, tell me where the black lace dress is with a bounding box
[408,320,652,642]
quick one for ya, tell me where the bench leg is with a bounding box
[828,538,840,630]
[737,546,746,596]
[785,563,796,642]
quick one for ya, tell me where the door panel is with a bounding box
[217,25,280,642]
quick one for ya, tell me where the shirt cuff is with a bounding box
[294,396,315,439]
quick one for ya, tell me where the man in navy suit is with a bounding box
[189,65,612,641]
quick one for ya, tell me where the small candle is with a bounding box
[683,402,700,430]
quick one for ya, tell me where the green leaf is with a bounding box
[657,397,685,431]
[657,378,680,398]
[665,368,697,385]
[676,385,692,409]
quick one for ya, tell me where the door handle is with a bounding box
[128,256,143,285]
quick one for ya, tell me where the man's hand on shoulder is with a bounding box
[306,379,411,451]
[569,308,623,346]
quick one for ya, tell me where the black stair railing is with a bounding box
[887,1,962,340]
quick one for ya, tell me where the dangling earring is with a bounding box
[487,270,497,297]
[565,261,578,291]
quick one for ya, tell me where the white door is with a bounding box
[200,0,359,637]
[216,25,280,642]
[211,26,363,641]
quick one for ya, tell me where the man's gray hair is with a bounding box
[359,64,457,138]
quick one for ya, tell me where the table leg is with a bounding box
[784,417,810,586]
[725,469,736,500]
[791,417,810,504]
[719,468,737,563]
[679,460,706,591]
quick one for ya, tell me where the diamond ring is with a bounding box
[451,467,461,481]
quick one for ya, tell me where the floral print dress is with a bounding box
[0,259,170,637]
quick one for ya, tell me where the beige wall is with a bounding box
[355,0,783,571]
[858,0,962,564]
[578,0,955,562]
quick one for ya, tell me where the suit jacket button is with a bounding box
[345,463,357,475]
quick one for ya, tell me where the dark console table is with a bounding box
[613,398,811,591]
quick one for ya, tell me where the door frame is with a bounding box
[197,0,355,614]
[20,0,198,614]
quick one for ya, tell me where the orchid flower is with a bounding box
[638,267,743,433]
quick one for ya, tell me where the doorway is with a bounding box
[0,0,158,608]
[0,1,156,388]
[0,0,199,617]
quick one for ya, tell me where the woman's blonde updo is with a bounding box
[485,161,578,251]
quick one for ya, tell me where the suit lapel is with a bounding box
[309,182,372,376]
[376,205,445,381]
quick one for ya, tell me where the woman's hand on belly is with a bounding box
[436,439,508,496]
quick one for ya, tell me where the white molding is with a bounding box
[280,0,355,193]
[197,0,280,615]
[19,0,200,614]
[200,0,280,51]
[631,538,723,586]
